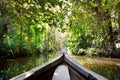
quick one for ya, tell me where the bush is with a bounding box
[86,48,97,56]
[71,45,79,55]
[97,48,105,55]
[78,48,86,55]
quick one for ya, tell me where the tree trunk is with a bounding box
[107,21,115,48]
[28,26,31,43]
[118,11,120,32]
[19,26,22,54]
[95,0,115,55]
[105,9,115,55]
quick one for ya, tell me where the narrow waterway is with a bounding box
[70,55,120,80]
[0,52,120,80]
[0,52,59,80]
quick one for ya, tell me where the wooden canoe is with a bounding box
[10,49,108,80]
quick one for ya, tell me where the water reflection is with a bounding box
[70,55,120,80]
[0,52,58,80]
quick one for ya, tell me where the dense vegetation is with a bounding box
[66,0,120,57]
[0,0,120,80]
[0,0,120,58]
[0,0,70,58]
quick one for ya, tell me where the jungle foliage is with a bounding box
[0,0,120,58]
[67,0,120,57]
[0,0,70,58]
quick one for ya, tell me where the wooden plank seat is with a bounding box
[52,65,70,80]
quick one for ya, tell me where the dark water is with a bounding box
[70,55,120,80]
[0,54,120,80]
[0,57,32,79]
[0,53,58,80]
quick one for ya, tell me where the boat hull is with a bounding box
[10,53,108,80]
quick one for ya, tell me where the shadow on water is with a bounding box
[0,52,58,80]
[0,56,33,80]
[70,55,120,80]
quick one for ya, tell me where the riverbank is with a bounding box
[69,54,120,80]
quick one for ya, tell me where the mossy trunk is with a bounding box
[105,9,115,56]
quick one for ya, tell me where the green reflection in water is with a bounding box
[0,52,58,80]
[70,55,120,80]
